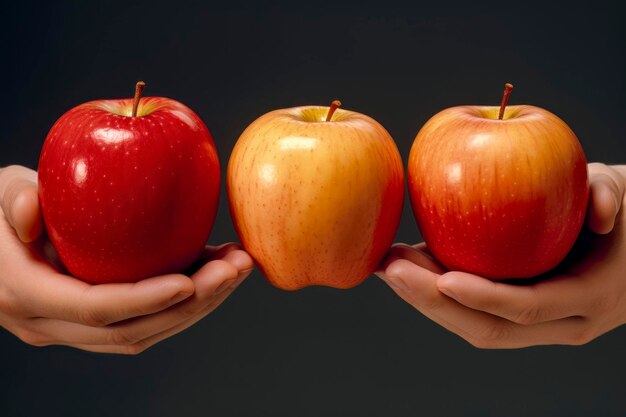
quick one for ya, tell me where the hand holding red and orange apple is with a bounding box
[378,163,626,348]
[378,84,626,348]
[407,83,589,279]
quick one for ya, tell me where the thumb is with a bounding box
[586,163,625,234]
[0,165,44,242]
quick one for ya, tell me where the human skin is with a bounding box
[0,165,253,354]
[377,163,626,348]
[5,162,623,351]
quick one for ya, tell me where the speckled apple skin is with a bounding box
[227,106,404,290]
[408,105,589,279]
[38,97,220,283]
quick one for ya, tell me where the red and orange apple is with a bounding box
[408,84,589,279]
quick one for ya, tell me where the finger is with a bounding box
[413,242,434,256]
[377,243,446,274]
[201,242,242,260]
[0,166,43,242]
[125,267,252,352]
[187,243,253,274]
[33,258,246,346]
[13,239,249,328]
[213,245,254,272]
[51,274,249,355]
[113,250,252,348]
[379,259,508,347]
[19,271,194,326]
[587,163,625,234]
[116,258,243,339]
[436,271,590,325]
[381,259,588,348]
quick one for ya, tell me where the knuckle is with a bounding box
[78,308,109,327]
[179,303,202,318]
[108,328,139,346]
[471,323,512,349]
[386,259,413,278]
[511,286,545,325]
[0,289,20,316]
[423,295,445,312]
[513,303,543,325]
[587,293,618,316]
[15,186,37,206]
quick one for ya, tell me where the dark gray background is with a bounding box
[2,1,625,416]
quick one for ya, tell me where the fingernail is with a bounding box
[170,291,192,305]
[439,287,458,301]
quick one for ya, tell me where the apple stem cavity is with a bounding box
[132,81,146,117]
[498,83,514,120]
[325,100,342,122]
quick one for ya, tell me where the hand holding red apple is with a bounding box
[0,165,253,354]
[377,163,626,348]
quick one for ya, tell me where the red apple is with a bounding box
[38,82,220,283]
[407,84,589,279]
[227,101,404,290]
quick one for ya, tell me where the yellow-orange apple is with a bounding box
[408,84,589,279]
[227,101,404,290]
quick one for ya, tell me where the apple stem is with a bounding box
[132,81,146,117]
[325,100,342,122]
[498,83,514,120]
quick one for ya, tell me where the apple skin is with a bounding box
[407,105,589,279]
[227,105,404,290]
[38,96,220,283]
